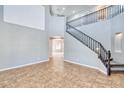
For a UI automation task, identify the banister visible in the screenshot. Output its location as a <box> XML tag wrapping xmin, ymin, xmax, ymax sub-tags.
<box><xmin>67</xmin><ymin>5</ymin><xmax>124</xmax><ymax>27</ymax></box>
<box><xmin>67</xmin><ymin>5</ymin><xmax>111</xmax><ymax>22</ymax></box>
<box><xmin>66</xmin><ymin>23</ymin><xmax>112</xmax><ymax>75</ymax></box>
<box><xmin>65</xmin><ymin>5</ymin><xmax>124</xmax><ymax>76</ymax></box>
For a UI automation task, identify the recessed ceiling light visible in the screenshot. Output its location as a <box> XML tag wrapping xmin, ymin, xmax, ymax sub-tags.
<box><xmin>62</xmin><ymin>7</ymin><xmax>65</xmax><ymax>10</ymax></box>
<box><xmin>72</xmin><ymin>10</ymin><xmax>75</xmax><ymax>14</ymax></box>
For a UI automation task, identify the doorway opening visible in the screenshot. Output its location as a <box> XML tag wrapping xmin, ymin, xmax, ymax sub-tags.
<box><xmin>49</xmin><ymin>36</ymin><xmax>64</xmax><ymax>58</ymax></box>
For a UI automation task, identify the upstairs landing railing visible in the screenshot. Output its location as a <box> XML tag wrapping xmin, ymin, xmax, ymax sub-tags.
<box><xmin>67</xmin><ymin>5</ymin><xmax>124</xmax><ymax>27</ymax></box>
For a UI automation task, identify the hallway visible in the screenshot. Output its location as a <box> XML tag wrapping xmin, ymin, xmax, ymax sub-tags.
<box><xmin>0</xmin><ymin>53</ymin><xmax>124</xmax><ymax>88</ymax></box>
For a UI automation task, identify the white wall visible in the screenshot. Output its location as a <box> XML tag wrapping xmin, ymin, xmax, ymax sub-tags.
<box><xmin>111</xmin><ymin>13</ymin><xmax>124</xmax><ymax>63</ymax></box>
<box><xmin>4</xmin><ymin>5</ymin><xmax>45</xmax><ymax>30</ymax></box>
<box><xmin>48</xmin><ymin>16</ymin><xmax>65</xmax><ymax>37</ymax></box>
<box><xmin>0</xmin><ymin>6</ymin><xmax>49</xmax><ymax>70</ymax></box>
<box><xmin>64</xmin><ymin>32</ymin><xmax>107</xmax><ymax>74</ymax></box>
<box><xmin>77</xmin><ymin>20</ymin><xmax>111</xmax><ymax>50</ymax></box>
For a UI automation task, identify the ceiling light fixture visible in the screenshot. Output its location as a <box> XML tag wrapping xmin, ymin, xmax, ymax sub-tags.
<box><xmin>62</xmin><ymin>7</ymin><xmax>65</xmax><ymax>10</ymax></box>
<box><xmin>72</xmin><ymin>10</ymin><xmax>75</xmax><ymax>14</ymax></box>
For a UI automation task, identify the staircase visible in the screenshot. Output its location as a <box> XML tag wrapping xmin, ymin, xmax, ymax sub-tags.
<box><xmin>66</xmin><ymin>5</ymin><xmax>124</xmax><ymax>75</ymax></box>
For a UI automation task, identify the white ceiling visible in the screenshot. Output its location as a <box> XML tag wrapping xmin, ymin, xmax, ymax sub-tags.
<box><xmin>51</xmin><ymin>5</ymin><xmax>97</xmax><ymax>16</ymax></box>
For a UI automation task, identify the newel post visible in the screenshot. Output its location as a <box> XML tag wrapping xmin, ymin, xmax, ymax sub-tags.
<box><xmin>107</xmin><ymin>50</ymin><xmax>111</xmax><ymax>76</ymax></box>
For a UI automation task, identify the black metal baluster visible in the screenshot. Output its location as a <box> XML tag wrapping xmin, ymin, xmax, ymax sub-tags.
<box><xmin>107</xmin><ymin>6</ymin><xmax>110</xmax><ymax>19</ymax></box>
<box><xmin>102</xmin><ymin>9</ymin><xmax>104</xmax><ymax>20</ymax></box>
<box><xmin>87</xmin><ymin>36</ymin><xmax>89</xmax><ymax>47</ymax></box>
<box><xmin>118</xmin><ymin>5</ymin><xmax>121</xmax><ymax>14</ymax></box>
<box><xmin>101</xmin><ymin>9</ymin><xmax>103</xmax><ymax>20</ymax></box>
<box><xmin>89</xmin><ymin>37</ymin><xmax>91</xmax><ymax>48</ymax></box>
<box><xmin>99</xmin><ymin>10</ymin><xmax>101</xmax><ymax>20</ymax></box>
<box><xmin>94</xmin><ymin>12</ymin><xmax>96</xmax><ymax>23</ymax></box>
<box><xmin>88</xmin><ymin>37</ymin><xmax>90</xmax><ymax>48</ymax></box>
<box><xmin>90</xmin><ymin>38</ymin><xmax>92</xmax><ymax>50</ymax></box>
<box><xmin>122</xmin><ymin>5</ymin><xmax>124</xmax><ymax>12</ymax></box>
<box><xmin>109</xmin><ymin>6</ymin><xmax>112</xmax><ymax>19</ymax></box>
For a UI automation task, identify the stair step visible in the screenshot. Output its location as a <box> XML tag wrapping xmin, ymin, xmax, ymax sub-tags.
<box><xmin>111</xmin><ymin>67</ymin><xmax>124</xmax><ymax>70</ymax></box>
<box><xmin>111</xmin><ymin>70</ymin><xmax>124</xmax><ymax>74</ymax></box>
<box><xmin>110</xmin><ymin>63</ymin><xmax>124</xmax><ymax>73</ymax></box>
<box><xmin>111</xmin><ymin>65</ymin><xmax>124</xmax><ymax>74</ymax></box>
<box><xmin>111</xmin><ymin>64</ymin><xmax>124</xmax><ymax>67</ymax></box>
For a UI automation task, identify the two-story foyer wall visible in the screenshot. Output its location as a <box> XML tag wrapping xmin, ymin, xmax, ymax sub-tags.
<box><xmin>0</xmin><ymin>6</ymin><xmax>49</xmax><ymax>70</ymax></box>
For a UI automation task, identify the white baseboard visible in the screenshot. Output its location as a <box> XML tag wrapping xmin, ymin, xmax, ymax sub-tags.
<box><xmin>0</xmin><ymin>58</ymin><xmax>107</xmax><ymax>75</ymax></box>
<box><xmin>64</xmin><ymin>60</ymin><xmax>107</xmax><ymax>75</ymax></box>
<box><xmin>0</xmin><ymin>59</ymin><xmax>49</xmax><ymax>72</ymax></box>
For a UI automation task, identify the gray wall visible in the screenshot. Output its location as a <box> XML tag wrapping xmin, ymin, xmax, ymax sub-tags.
<box><xmin>0</xmin><ymin>6</ymin><xmax>49</xmax><ymax>70</ymax></box>
<box><xmin>111</xmin><ymin>13</ymin><xmax>124</xmax><ymax>63</ymax></box>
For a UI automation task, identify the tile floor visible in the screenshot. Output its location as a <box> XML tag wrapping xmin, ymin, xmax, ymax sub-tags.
<box><xmin>0</xmin><ymin>53</ymin><xmax>124</xmax><ymax>88</ymax></box>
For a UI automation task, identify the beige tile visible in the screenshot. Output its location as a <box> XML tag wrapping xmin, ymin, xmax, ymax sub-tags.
<box><xmin>0</xmin><ymin>53</ymin><xmax>124</xmax><ymax>88</ymax></box>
